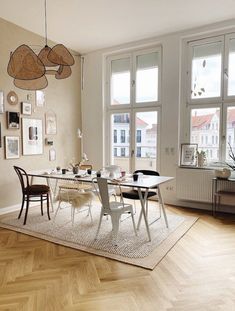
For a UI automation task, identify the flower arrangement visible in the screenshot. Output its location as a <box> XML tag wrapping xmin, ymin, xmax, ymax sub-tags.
<box><xmin>69</xmin><ymin>153</ymin><xmax>89</xmax><ymax>174</ymax></box>
<box><xmin>197</xmin><ymin>150</ymin><xmax>207</xmax><ymax>167</ymax></box>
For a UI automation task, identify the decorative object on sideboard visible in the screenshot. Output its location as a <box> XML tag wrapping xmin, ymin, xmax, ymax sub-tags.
<box><xmin>22</xmin><ymin>118</ymin><xmax>43</xmax><ymax>155</ymax></box>
<box><xmin>7</xmin><ymin>111</ymin><xmax>20</xmax><ymax>129</ymax></box>
<box><xmin>197</xmin><ymin>150</ymin><xmax>207</xmax><ymax>167</ymax></box>
<box><xmin>214</xmin><ymin>168</ymin><xmax>231</xmax><ymax>179</ymax></box>
<box><xmin>180</xmin><ymin>143</ymin><xmax>198</xmax><ymax>167</ymax></box>
<box><xmin>7</xmin><ymin>0</ymin><xmax>75</xmax><ymax>91</ymax></box>
<box><xmin>5</xmin><ymin>136</ymin><xmax>20</xmax><ymax>159</ymax></box>
<box><xmin>21</xmin><ymin>102</ymin><xmax>32</xmax><ymax>115</ymax></box>
<box><xmin>0</xmin><ymin>91</ymin><xmax>4</xmax><ymax>113</ymax></box>
<box><xmin>45</xmin><ymin>110</ymin><xmax>57</xmax><ymax>135</ymax></box>
<box><xmin>7</xmin><ymin>91</ymin><xmax>18</xmax><ymax>105</ymax></box>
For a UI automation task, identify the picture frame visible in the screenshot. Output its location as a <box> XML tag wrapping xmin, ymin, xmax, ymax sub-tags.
<box><xmin>180</xmin><ymin>143</ymin><xmax>198</xmax><ymax>167</ymax></box>
<box><xmin>21</xmin><ymin>102</ymin><xmax>32</xmax><ymax>115</ymax></box>
<box><xmin>35</xmin><ymin>90</ymin><xmax>45</xmax><ymax>107</ymax></box>
<box><xmin>7</xmin><ymin>111</ymin><xmax>20</xmax><ymax>129</ymax></box>
<box><xmin>22</xmin><ymin>118</ymin><xmax>43</xmax><ymax>155</ymax></box>
<box><xmin>0</xmin><ymin>91</ymin><xmax>4</xmax><ymax>113</ymax></box>
<box><xmin>49</xmin><ymin>148</ymin><xmax>56</xmax><ymax>161</ymax></box>
<box><xmin>45</xmin><ymin>110</ymin><xmax>57</xmax><ymax>135</ymax></box>
<box><xmin>5</xmin><ymin>136</ymin><xmax>20</xmax><ymax>159</ymax></box>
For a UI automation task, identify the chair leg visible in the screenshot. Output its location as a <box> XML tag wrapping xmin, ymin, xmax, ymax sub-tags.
<box><xmin>111</xmin><ymin>213</ymin><xmax>120</xmax><ymax>245</ymax></box>
<box><xmin>47</xmin><ymin>193</ymin><xmax>51</xmax><ymax>220</ymax></box>
<box><xmin>18</xmin><ymin>196</ymin><xmax>25</xmax><ymax>219</ymax></box>
<box><xmin>131</xmin><ymin>211</ymin><xmax>137</xmax><ymax>236</ymax></box>
<box><xmin>95</xmin><ymin>210</ymin><xmax>103</xmax><ymax>240</ymax></box>
<box><xmin>41</xmin><ymin>195</ymin><xmax>43</xmax><ymax>215</ymax></box>
<box><xmin>23</xmin><ymin>197</ymin><xmax>30</xmax><ymax>225</ymax></box>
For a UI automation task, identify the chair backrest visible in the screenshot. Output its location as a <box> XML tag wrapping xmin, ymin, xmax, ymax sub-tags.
<box><xmin>96</xmin><ymin>177</ymin><xmax>111</xmax><ymax>212</ymax></box>
<box><xmin>14</xmin><ymin>166</ymin><xmax>29</xmax><ymax>193</ymax></box>
<box><xmin>134</xmin><ymin>169</ymin><xmax>160</xmax><ymax>176</ymax></box>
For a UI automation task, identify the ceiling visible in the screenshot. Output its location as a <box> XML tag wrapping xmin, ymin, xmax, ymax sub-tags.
<box><xmin>0</xmin><ymin>0</ymin><xmax>235</xmax><ymax>54</ymax></box>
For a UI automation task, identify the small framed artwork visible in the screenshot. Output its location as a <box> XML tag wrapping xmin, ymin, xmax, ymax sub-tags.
<box><xmin>7</xmin><ymin>111</ymin><xmax>20</xmax><ymax>129</ymax></box>
<box><xmin>21</xmin><ymin>102</ymin><xmax>32</xmax><ymax>115</ymax></box>
<box><xmin>49</xmin><ymin>148</ymin><xmax>56</xmax><ymax>161</ymax></box>
<box><xmin>22</xmin><ymin>118</ymin><xmax>43</xmax><ymax>155</ymax></box>
<box><xmin>0</xmin><ymin>91</ymin><xmax>4</xmax><ymax>113</ymax></box>
<box><xmin>180</xmin><ymin>143</ymin><xmax>198</xmax><ymax>167</ymax></box>
<box><xmin>5</xmin><ymin>136</ymin><xmax>20</xmax><ymax>159</ymax></box>
<box><xmin>36</xmin><ymin>90</ymin><xmax>45</xmax><ymax>107</ymax></box>
<box><xmin>45</xmin><ymin>110</ymin><xmax>57</xmax><ymax>135</ymax></box>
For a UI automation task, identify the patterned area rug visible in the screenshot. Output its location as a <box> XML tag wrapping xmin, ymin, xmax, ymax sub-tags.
<box><xmin>0</xmin><ymin>203</ymin><xmax>197</xmax><ymax>270</ymax></box>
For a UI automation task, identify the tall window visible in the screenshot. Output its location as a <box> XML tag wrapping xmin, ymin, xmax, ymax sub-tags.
<box><xmin>187</xmin><ymin>34</ymin><xmax>235</xmax><ymax>165</ymax></box>
<box><xmin>107</xmin><ymin>47</ymin><xmax>161</xmax><ymax>172</ymax></box>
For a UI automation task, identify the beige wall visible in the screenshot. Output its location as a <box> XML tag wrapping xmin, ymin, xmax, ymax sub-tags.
<box><xmin>0</xmin><ymin>18</ymin><xmax>81</xmax><ymax>209</ymax></box>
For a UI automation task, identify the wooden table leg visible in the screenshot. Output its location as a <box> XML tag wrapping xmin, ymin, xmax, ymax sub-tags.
<box><xmin>46</xmin><ymin>177</ymin><xmax>54</xmax><ymax>212</ymax></box>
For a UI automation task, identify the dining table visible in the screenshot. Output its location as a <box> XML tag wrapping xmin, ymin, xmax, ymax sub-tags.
<box><xmin>28</xmin><ymin>169</ymin><xmax>174</xmax><ymax>241</ymax></box>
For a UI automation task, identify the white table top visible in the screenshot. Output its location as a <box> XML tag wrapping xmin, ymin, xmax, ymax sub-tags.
<box><xmin>28</xmin><ymin>170</ymin><xmax>174</xmax><ymax>189</ymax></box>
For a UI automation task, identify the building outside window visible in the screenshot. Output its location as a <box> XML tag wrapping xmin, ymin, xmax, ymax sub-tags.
<box><xmin>120</xmin><ymin>130</ymin><xmax>126</xmax><ymax>143</ymax></box>
<box><xmin>113</xmin><ymin>129</ymin><xmax>117</xmax><ymax>143</ymax></box>
<box><xmin>121</xmin><ymin>147</ymin><xmax>126</xmax><ymax>157</ymax></box>
<box><xmin>137</xmin><ymin>147</ymin><xmax>141</xmax><ymax>157</ymax></box>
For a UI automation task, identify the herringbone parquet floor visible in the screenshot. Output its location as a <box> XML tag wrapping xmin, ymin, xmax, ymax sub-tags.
<box><xmin>0</xmin><ymin>205</ymin><xmax>235</xmax><ymax>311</ymax></box>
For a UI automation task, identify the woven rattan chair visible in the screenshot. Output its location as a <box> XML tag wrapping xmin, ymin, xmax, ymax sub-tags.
<box><xmin>14</xmin><ymin>166</ymin><xmax>51</xmax><ymax>225</ymax></box>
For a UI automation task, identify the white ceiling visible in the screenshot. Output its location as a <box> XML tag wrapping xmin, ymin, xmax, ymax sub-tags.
<box><xmin>0</xmin><ymin>0</ymin><xmax>235</xmax><ymax>54</ymax></box>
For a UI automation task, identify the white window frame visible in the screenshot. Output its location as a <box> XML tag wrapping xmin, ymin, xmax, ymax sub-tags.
<box><xmin>105</xmin><ymin>46</ymin><xmax>162</xmax><ymax>170</ymax></box>
<box><xmin>183</xmin><ymin>31</ymin><xmax>235</xmax><ymax>167</ymax></box>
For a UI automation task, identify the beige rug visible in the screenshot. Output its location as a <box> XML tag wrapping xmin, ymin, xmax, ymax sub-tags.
<box><xmin>0</xmin><ymin>203</ymin><xmax>197</xmax><ymax>270</ymax></box>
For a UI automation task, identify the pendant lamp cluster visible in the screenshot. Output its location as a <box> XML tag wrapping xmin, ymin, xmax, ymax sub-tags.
<box><xmin>7</xmin><ymin>0</ymin><xmax>75</xmax><ymax>90</ymax></box>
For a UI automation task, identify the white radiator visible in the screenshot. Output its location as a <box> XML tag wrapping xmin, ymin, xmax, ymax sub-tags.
<box><xmin>176</xmin><ymin>168</ymin><xmax>214</xmax><ymax>203</ymax></box>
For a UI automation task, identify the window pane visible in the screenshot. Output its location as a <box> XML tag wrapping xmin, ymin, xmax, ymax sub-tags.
<box><xmin>190</xmin><ymin>108</ymin><xmax>220</xmax><ymax>163</ymax></box>
<box><xmin>111</xmin><ymin>58</ymin><xmax>130</xmax><ymax>105</ymax></box>
<box><xmin>191</xmin><ymin>42</ymin><xmax>222</xmax><ymax>99</ymax></box>
<box><xmin>135</xmin><ymin>111</ymin><xmax>157</xmax><ymax>170</ymax></box>
<box><xmin>111</xmin><ymin>113</ymin><xmax>130</xmax><ymax>172</ymax></box>
<box><xmin>226</xmin><ymin>107</ymin><xmax>235</xmax><ymax>161</ymax></box>
<box><xmin>136</xmin><ymin>52</ymin><xmax>158</xmax><ymax>103</ymax></box>
<box><xmin>228</xmin><ymin>39</ymin><xmax>235</xmax><ymax>96</ymax></box>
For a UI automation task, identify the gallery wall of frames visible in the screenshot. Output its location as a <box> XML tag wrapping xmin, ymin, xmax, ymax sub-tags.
<box><xmin>0</xmin><ymin>90</ymin><xmax>57</xmax><ymax>161</ymax></box>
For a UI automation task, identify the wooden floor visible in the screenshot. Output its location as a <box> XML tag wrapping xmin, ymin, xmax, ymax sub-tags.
<box><xmin>0</xmin><ymin>205</ymin><xmax>235</xmax><ymax>311</ymax></box>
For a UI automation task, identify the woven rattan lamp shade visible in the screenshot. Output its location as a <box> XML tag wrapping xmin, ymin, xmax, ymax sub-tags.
<box><xmin>8</xmin><ymin>45</ymin><xmax>45</xmax><ymax>80</ymax></box>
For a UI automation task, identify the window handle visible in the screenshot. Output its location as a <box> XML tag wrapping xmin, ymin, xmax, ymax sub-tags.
<box><xmin>132</xmin><ymin>80</ymin><xmax>135</xmax><ymax>87</ymax></box>
<box><xmin>224</xmin><ymin>68</ymin><xmax>228</xmax><ymax>78</ymax></box>
<box><xmin>131</xmin><ymin>149</ymin><xmax>135</xmax><ymax>157</ymax></box>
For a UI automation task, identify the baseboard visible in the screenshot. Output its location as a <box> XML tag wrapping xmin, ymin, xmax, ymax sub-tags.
<box><xmin>0</xmin><ymin>202</ymin><xmax>39</xmax><ymax>216</ymax></box>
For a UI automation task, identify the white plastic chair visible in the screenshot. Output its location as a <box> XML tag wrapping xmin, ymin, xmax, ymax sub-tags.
<box><xmin>94</xmin><ymin>177</ymin><xmax>137</xmax><ymax>244</ymax></box>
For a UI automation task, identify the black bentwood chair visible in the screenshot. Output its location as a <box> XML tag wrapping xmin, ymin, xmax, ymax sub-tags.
<box><xmin>14</xmin><ymin>166</ymin><xmax>51</xmax><ymax>225</ymax></box>
<box><xmin>122</xmin><ymin>170</ymin><xmax>168</xmax><ymax>228</ymax></box>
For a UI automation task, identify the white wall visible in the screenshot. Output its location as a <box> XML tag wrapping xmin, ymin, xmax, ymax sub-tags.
<box><xmin>81</xmin><ymin>19</ymin><xmax>235</xmax><ymax>209</ymax></box>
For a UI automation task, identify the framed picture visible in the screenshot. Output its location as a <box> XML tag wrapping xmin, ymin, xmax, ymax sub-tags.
<box><xmin>36</xmin><ymin>90</ymin><xmax>45</xmax><ymax>107</ymax></box>
<box><xmin>180</xmin><ymin>143</ymin><xmax>198</xmax><ymax>167</ymax></box>
<box><xmin>22</xmin><ymin>118</ymin><xmax>43</xmax><ymax>155</ymax></box>
<box><xmin>49</xmin><ymin>148</ymin><xmax>56</xmax><ymax>161</ymax></box>
<box><xmin>7</xmin><ymin>111</ymin><xmax>20</xmax><ymax>129</ymax></box>
<box><xmin>45</xmin><ymin>110</ymin><xmax>57</xmax><ymax>135</ymax></box>
<box><xmin>5</xmin><ymin>136</ymin><xmax>20</xmax><ymax>159</ymax></box>
<box><xmin>0</xmin><ymin>91</ymin><xmax>4</xmax><ymax>113</ymax></box>
<box><xmin>21</xmin><ymin>102</ymin><xmax>32</xmax><ymax>115</ymax></box>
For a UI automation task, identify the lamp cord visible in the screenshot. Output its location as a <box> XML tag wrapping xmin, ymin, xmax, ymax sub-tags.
<box><xmin>44</xmin><ymin>0</ymin><xmax>48</xmax><ymax>46</ymax></box>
